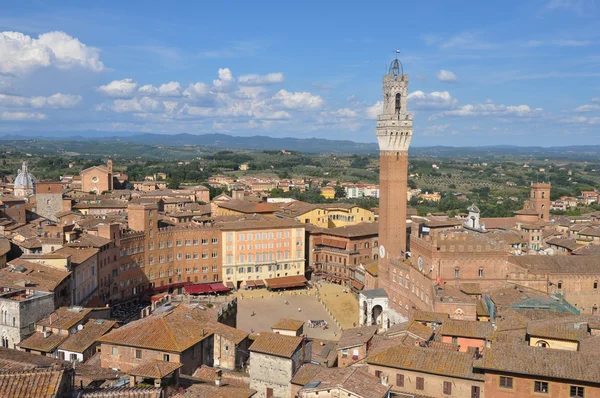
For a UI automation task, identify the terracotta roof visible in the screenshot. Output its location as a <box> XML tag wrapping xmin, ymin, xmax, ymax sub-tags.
<box><xmin>130</xmin><ymin>360</ymin><xmax>182</xmax><ymax>378</ymax></box>
<box><xmin>291</xmin><ymin>363</ymin><xmax>323</xmax><ymax>386</ymax></box>
<box><xmin>272</xmin><ymin>318</ymin><xmax>304</xmax><ymax>331</ymax></box>
<box><xmin>384</xmin><ymin>321</ymin><xmax>434</xmax><ymax>341</ymax></box>
<box><xmin>249</xmin><ymin>333</ymin><xmax>303</xmax><ymax>358</ymax></box>
<box><xmin>527</xmin><ymin>319</ymin><xmax>590</xmax><ymax>342</ymax></box>
<box><xmin>17</xmin><ymin>332</ymin><xmax>69</xmax><ymax>353</ymax></box>
<box><xmin>298</xmin><ymin>367</ymin><xmax>390</xmax><ymax>398</ymax></box>
<box><xmin>337</xmin><ymin>325</ymin><xmax>378</xmax><ymax>350</ymax></box>
<box><xmin>439</xmin><ymin>319</ymin><xmax>494</xmax><ymax>339</ymax></box>
<box><xmin>67</xmin><ymin>234</ymin><xmax>112</xmax><ymax>248</ymax></box>
<box><xmin>216</xmin><ymin>216</ymin><xmax>304</xmax><ymax>231</ymax></box>
<box><xmin>459</xmin><ymin>282</ymin><xmax>482</xmax><ymax>295</ymax></box>
<box><xmin>174</xmin><ymin>383</ymin><xmax>256</xmax><ymax>398</ymax></box>
<box><xmin>58</xmin><ymin>319</ymin><xmax>117</xmax><ymax>353</ymax></box>
<box><xmin>314</xmin><ymin>222</ymin><xmax>378</xmax><ymax>238</ymax></box>
<box><xmin>216</xmin><ymin>199</ymin><xmax>279</xmax><ymax>214</ymax></box>
<box><xmin>97</xmin><ymin>305</ymin><xmax>216</xmax><ymax>352</ymax></box>
<box><xmin>192</xmin><ymin>365</ymin><xmax>249</xmax><ymax>388</ymax></box>
<box><xmin>0</xmin><ymin>259</ymin><xmax>70</xmax><ymax>292</ymax></box>
<box><xmin>546</xmin><ymin>237</ymin><xmax>583</xmax><ymax>251</ymax></box>
<box><xmin>310</xmin><ymin>339</ymin><xmax>338</xmax><ymax>367</ymax></box>
<box><xmin>367</xmin><ymin>345</ymin><xmax>484</xmax><ymax>381</ymax></box>
<box><xmin>579</xmin><ymin>227</ymin><xmax>600</xmax><ymax>237</ymax></box>
<box><xmin>578</xmin><ymin>335</ymin><xmax>600</xmax><ymax>355</ymax></box>
<box><xmin>362</xmin><ymin>260</ymin><xmax>378</xmax><ymax>276</ymax></box>
<box><xmin>508</xmin><ymin>255</ymin><xmax>600</xmax><ymax>274</ymax></box>
<box><xmin>411</xmin><ymin>310</ymin><xmax>449</xmax><ymax>323</ymax></box>
<box><xmin>515</xmin><ymin>208</ymin><xmax>540</xmax><ymax>215</ymax></box>
<box><xmin>475</xmin><ymin>343</ymin><xmax>600</xmax><ymax>383</ymax></box>
<box><xmin>574</xmin><ymin>244</ymin><xmax>600</xmax><ymax>255</ymax></box>
<box><xmin>37</xmin><ymin>307</ymin><xmax>96</xmax><ymax>330</ymax></box>
<box><xmin>0</xmin><ymin>347</ymin><xmax>66</xmax><ymax>371</ymax></box>
<box><xmin>480</xmin><ymin>217</ymin><xmax>518</xmax><ymax>230</ymax></box>
<box><xmin>0</xmin><ymin>368</ymin><xmax>68</xmax><ymax>398</ymax></box>
<box><xmin>53</xmin><ymin>246</ymin><xmax>98</xmax><ymax>264</ymax></box>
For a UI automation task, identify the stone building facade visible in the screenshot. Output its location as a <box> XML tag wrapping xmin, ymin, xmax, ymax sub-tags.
<box><xmin>35</xmin><ymin>181</ymin><xmax>64</xmax><ymax>222</ymax></box>
<box><xmin>0</xmin><ymin>290</ymin><xmax>54</xmax><ymax>349</ymax></box>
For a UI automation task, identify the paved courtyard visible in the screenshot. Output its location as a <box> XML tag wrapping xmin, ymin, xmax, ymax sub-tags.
<box><xmin>237</xmin><ymin>292</ymin><xmax>341</xmax><ymax>340</ymax></box>
<box><xmin>316</xmin><ymin>282</ymin><xmax>359</xmax><ymax>329</ymax></box>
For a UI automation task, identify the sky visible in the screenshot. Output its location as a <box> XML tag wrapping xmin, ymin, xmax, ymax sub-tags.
<box><xmin>0</xmin><ymin>0</ymin><xmax>599</xmax><ymax>146</ymax></box>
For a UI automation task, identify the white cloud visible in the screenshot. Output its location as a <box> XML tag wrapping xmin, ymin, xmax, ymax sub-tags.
<box><xmin>0</xmin><ymin>93</ymin><xmax>82</xmax><ymax>108</ymax></box>
<box><xmin>273</xmin><ymin>89</ymin><xmax>323</xmax><ymax>110</ymax></box>
<box><xmin>330</xmin><ymin>108</ymin><xmax>358</xmax><ymax>118</ymax></box>
<box><xmin>239</xmin><ymin>72</ymin><xmax>285</xmax><ymax>86</ymax></box>
<box><xmin>138</xmin><ymin>84</ymin><xmax>158</xmax><ymax>96</ymax></box>
<box><xmin>0</xmin><ymin>31</ymin><xmax>104</xmax><ymax>75</ymax></box>
<box><xmin>427</xmin><ymin>31</ymin><xmax>495</xmax><ymax>50</ymax></box>
<box><xmin>183</xmin><ymin>82</ymin><xmax>210</xmax><ymax>98</ymax></box>
<box><xmin>366</xmin><ymin>101</ymin><xmax>383</xmax><ymax>119</ymax></box>
<box><xmin>437</xmin><ymin>69</ymin><xmax>458</xmax><ymax>83</ymax></box>
<box><xmin>97</xmin><ymin>79</ymin><xmax>138</xmax><ymax>98</ymax></box>
<box><xmin>137</xmin><ymin>81</ymin><xmax>182</xmax><ymax>97</ymax></box>
<box><xmin>111</xmin><ymin>97</ymin><xmax>166</xmax><ymax>113</ymax></box>
<box><xmin>574</xmin><ymin>104</ymin><xmax>600</xmax><ymax>112</ymax></box>
<box><xmin>525</xmin><ymin>39</ymin><xmax>592</xmax><ymax>47</ymax></box>
<box><xmin>408</xmin><ymin>91</ymin><xmax>457</xmax><ymax>109</ymax></box>
<box><xmin>213</xmin><ymin>68</ymin><xmax>235</xmax><ymax>91</ymax></box>
<box><xmin>0</xmin><ymin>111</ymin><xmax>46</xmax><ymax>120</ymax></box>
<box><xmin>432</xmin><ymin>102</ymin><xmax>543</xmax><ymax>119</ymax></box>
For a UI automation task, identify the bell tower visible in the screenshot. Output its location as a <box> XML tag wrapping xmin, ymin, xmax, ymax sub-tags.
<box><xmin>376</xmin><ymin>55</ymin><xmax>413</xmax><ymax>313</ymax></box>
<box><xmin>376</xmin><ymin>56</ymin><xmax>413</xmax><ymax>261</ymax></box>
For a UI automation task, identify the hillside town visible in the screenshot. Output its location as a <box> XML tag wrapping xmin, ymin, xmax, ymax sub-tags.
<box><xmin>0</xmin><ymin>61</ymin><xmax>599</xmax><ymax>398</ymax></box>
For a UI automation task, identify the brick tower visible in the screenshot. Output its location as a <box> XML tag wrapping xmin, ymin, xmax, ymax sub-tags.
<box><xmin>376</xmin><ymin>56</ymin><xmax>413</xmax><ymax>293</ymax></box>
<box><xmin>530</xmin><ymin>182</ymin><xmax>551</xmax><ymax>221</ymax></box>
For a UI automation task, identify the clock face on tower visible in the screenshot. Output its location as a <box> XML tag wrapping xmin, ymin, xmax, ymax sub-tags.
<box><xmin>418</xmin><ymin>256</ymin><xmax>424</xmax><ymax>272</ymax></box>
<box><xmin>379</xmin><ymin>245</ymin><xmax>386</xmax><ymax>259</ymax></box>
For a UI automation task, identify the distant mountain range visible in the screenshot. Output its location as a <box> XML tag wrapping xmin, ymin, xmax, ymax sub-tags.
<box><xmin>2</xmin><ymin>131</ymin><xmax>600</xmax><ymax>157</ymax></box>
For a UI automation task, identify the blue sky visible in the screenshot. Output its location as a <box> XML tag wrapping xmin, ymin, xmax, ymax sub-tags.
<box><xmin>0</xmin><ymin>0</ymin><xmax>599</xmax><ymax>146</ymax></box>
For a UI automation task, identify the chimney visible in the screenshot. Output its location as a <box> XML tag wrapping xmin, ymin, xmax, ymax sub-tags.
<box><xmin>215</xmin><ymin>369</ymin><xmax>222</xmax><ymax>387</ymax></box>
<box><xmin>42</xmin><ymin>330</ymin><xmax>51</xmax><ymax>339</ymax></box>
<box><xmin>49</xmin><ymin>313</ymin><xmax>55</xmax><ymax>325</ymax></box>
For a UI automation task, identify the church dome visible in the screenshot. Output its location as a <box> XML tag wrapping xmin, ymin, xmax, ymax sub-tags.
<box><xmin>14</xmin><ymin>161</ymin><xmax>36</xmax><ymax>188</ymax></box>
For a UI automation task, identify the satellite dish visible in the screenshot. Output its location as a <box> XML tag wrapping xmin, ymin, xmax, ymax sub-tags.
<box><xmin>77</xmin><ymin>324</ymin><xmax>84</xmax><ymax>331</ymax></box>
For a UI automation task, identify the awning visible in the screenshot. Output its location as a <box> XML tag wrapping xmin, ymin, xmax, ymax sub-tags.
<box><xmin>246</xmin><ymin>280</ymin><xmax>256</xmax><ymax>288</ymax></box>
<box><xmin>149</xmin><ymin>281</ymin><xmax>191</xmax><ymax>293</ymax></box>
<box><xmin>255</xmin><ymin>279</ymin><xmax>266</xmax><ymax>287</ymax></box>
<box><xmin>185</xmin><ymin>284</ymin><xmax>212</xmax><ymax>295</ymax></box>
<box><xmin>150</xmin><ymin>293</ymin><xmax>167</xmax><ymax>302</ymax></box>
<box><xmin>265</xmin><ymin>275</ymin><xmax>308</xmax><ymax>289</ymax></box>
<box><xmin>351</xmin><ymin>280</ymin><xmax>364</xmax><ymax>290</ymax></box>
<box><xmin>209</xmin><ymin>283</ymin><xmax>230</xmax><ymax>293</ymax></box>
<box><xmin>226</xmin><ymin>281</ymin><xmax>235</xmax><ymax>289</ymax></box>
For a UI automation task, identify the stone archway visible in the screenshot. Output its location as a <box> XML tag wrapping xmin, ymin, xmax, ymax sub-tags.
<box><xmin>372</xmin><ymin>305</ymin><xmax>383</xmax><ymax>326</ymax></box>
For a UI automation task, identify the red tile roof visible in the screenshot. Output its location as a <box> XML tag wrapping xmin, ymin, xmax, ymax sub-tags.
<box><xmin>249</xmin><ymin>333</ymin><xmax>303</xmax><ymax>358</ymax></box>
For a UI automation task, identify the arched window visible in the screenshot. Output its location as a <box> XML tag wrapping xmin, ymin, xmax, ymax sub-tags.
<box><xmin>454</xmin><ymin>267</ymin><xmax>460</xmax><ymax>278</ymax></box>
<box><xmin>557</xmin><ymin>280</ymin><xmax>563</xmax><ymax>289</ymax></box>
<box><xmin>537</xmin><ymin>340</ymin><xmax>549</xmax><ymax>348</ymax></box>
<box><xmin>542</xmin><ymin>192</ymin><xmax>545</xmax><ymax>199</ymax></box>
<box><xmin>395</xmin><ymin>93</ymin><xmax>401</xmax><ymax>113</ymax></box>
<box><xmin>594</xmin><ymin>280</ymin><xmax>598</xmax><ymax>290</ymax></box>
<box><xmin>478</xmin><ymin>268</ymin><xmax>484</xmax><ymax>278</ymax></box>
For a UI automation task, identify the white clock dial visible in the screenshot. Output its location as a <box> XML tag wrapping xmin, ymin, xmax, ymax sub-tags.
<box><xmin>379</xmin><ymin>245</ymin><xmax>386</xmax><ymax>259</ymax></box>
<box><xmin>418</xmin><ymin>256</ymin><xmax>423</xmax><ymax>272</ymax></box>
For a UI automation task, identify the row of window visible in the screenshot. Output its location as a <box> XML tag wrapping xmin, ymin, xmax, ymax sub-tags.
<box><xmin>237</xmin><ymin>231</ymin><xmax>294</xmax><ymax>241</ymax></box>
<box><xmin>237</xmin><ymin>242</ymin><xmax>293</xmax><ymax>250</ymax></box>
<box><xmin>556</xmin><ymin>280</ymin><xmax>598</xmax><ymax>290</ymax></box>
<box><xmin>499</xmin><ymin>376</ymin><xmax>584</xmax><ymax>397</ymax></box>
<box><xmin>145</xmin><ymin>238</ymin><xmax>219</xmax><ymax>251</ymax></box>
<box><xmin>148</xmin><ymin>266</ymin><xmax>218</xmax><ymax>280</ymax></box>
<box><xmin>147</xmin><ymin>251</ymin><xmax>219</xmax><ymax>265</ymax></box>
<box><xmin>225</xmin><ymin>263</ymin><xmax>295</xmax><ymax>275</ymax></box>
<box><xmin>453</xmin><ymin>268</ymin><xmax>485</xmax><ymax>278</ymax></box>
